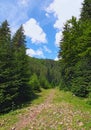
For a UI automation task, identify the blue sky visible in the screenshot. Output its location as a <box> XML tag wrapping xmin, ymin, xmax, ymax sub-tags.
<box><xmin>0</xmin><ymin>0</ymin><xmax>83</xmax><ymax>60</ymax></box>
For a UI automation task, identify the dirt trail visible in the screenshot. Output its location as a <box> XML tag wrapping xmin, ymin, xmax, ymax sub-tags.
<box><xmin>12</xmin><ymin>89</ymin><xmax>55</xmax><ymax>130</ymax></box>
<box><xmin>11</xmin><ymin>89</ymin><xmax>91</xmax><ymax>130</ymax></box>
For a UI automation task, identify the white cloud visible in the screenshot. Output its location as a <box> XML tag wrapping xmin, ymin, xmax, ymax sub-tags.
<box><xmin>18</xmin><ymin>0</ymin><xmax>29</xmax><ymax>7</ymax></box>
<box><xmin>46</xmin><ymin>0</ymin><xmax>83</xmax><ymax>29</ymax></box>
<box><xmin>43</xmin><ymin>46</ymin><xmax>52</xmax><ymax>53</ymax></box>
<box><xmin>26</xmin><ymin>48</ymin><xmax>44</xmax><ymax>58</ymax></box>
<box><xmin>23</xmin><ymin>18</ymin><xmax>47</xmax><ymax>44</ymax></box>
<box><xmin>0</xmin><ymin>1</ymin><xmax>30</xmax><ymax>34</ymax></box>
<box><xmin>55</xmin><ymin>56</ymin><xmax>62</xmax><ymax>61</ymax></box>
<box><xmin>46</xmin><ymin>0</ymin><xmax>83</xmax><ymax>44</ymax></box>
<box><xmin>45</xmin><ymin>13</ymin><xmax>50</xmax><ymax>18</ymax></box>
<box><xmin>54</xmin><ymin>57</ymin><xmax>59</xmax><ymax>61</ymax></box>
<box><xmin>55</xmin><ymin>31</ymin><xmax>63</xmax><ymax>47</ymax></box>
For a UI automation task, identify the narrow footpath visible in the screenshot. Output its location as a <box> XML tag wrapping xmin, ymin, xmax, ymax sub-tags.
<box><xmin>13</xmin><ymin>89</ymin><xmax>55</xmax><ymax>130</ymax></box>
<box><xmin>11</xmin><ymin>88</ymin><xmax>91</xmax><ymax>130</ymax></box>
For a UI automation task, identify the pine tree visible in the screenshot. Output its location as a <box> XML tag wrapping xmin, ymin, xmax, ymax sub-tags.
<box><xmin>29</xmin><ymin>73</ymin><xmax>41</xmax><ymax>92</ymax></box>
<box><xmin>12</xmin><ymin>26</ymin><xmax>30</xmax><ymax>103</ymax></box>
<box><xmin>80</xmin><ymin>0</ymin><xmax>91</xmax><ymax>21</ymax></box>
<box><xmin>0</xmin><ymin>20</ymin><xmax>15</xmax><ymax>112</ymax></box>
<box><xmin>59</xmin><ymin>17</ymin><xmax>81</xmax><ymax>90</ymax></box>
<box><xmin>59</xmin><ymin>2</ymin><xmax>91</xmax><ymax>97</ymax></box>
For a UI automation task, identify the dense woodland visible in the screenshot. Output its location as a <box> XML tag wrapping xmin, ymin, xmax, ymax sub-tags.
<box><xmin>0</xmin><ymin>23</ymin><xmax>31</xmax><ymax>113</ymax></box>
<box><xmin>0</xmin><ymin>21</ymin><xmax>61</xmax><ymax>113</ymax></box>
<box><xmin>0</xmin><ymin>0</ymin><xmax>91</xmax><ymax>113</ymax></box>
<box><xmin>59</xmin><ymin>0</ymin><xmax>91</xmax><ymax>97</ymax></box>
<box><xmin>28</xmin><ymin>57</ymin><xmax>61</xmax><ymax>89</ymax></box>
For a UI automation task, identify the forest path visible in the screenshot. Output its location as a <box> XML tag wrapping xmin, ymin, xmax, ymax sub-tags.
<box><xmin>0</xmin><ymin>88</ymin><xmax>91</xmax><ymax>130</ymax></box>
<box><xmin>11</xmin><ymin>88</ymin><xmax>91</xmax><ymax>130</ymax></box>
<box><xmin>12</xmin><ymin>89</ymin><xmax>56</xmax><ymax>130</ymax></box>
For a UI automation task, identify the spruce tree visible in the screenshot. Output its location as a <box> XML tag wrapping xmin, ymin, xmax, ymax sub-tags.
<box><xmin>12</xmin><ymin>26</ymin><xmax>30</xmax><ymax>103</ymax></box>
<box><xmin>59</xmin><ymin>0</ymin><xmax>91</xmax><ymax>97</ymax></box>
<box><xmin>0</xmin><ymin>20</ymin><xmax>15</xmax><ymax>112</ymax></box>
<box><xmin>80</xmin><ymin>0</ymin><xmax>91</xmax><ymax>21</ymax></box>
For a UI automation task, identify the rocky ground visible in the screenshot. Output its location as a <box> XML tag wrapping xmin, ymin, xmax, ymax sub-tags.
<box><xmin>11</xmin><ymin>89</ymin><xmax>91</xmax><ymax>130</ymax></box>
<box><xmin>0</xmin><ymin>89</ymin><xmax>91</xmax><ymax>130</ymax></box>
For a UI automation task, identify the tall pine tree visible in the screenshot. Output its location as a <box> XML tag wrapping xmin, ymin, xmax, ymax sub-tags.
<box><xmin>12</xmin><ymin>26</ymin><xmax>30</xmax><ymax>103</ymax></box>
<box><xmin>80</xmin><ymin>0</ymin><xmax>91</xmax><ymax>21</ymax></box>
<box><xmin>0</xmin><ymin>20</ymin><xmax>15</xmax><ymax>112</ymax></box>
<box><xmin>59</xmin><ymin>0</ymin><xmax>91</xmax><ymax>97</ymax></box>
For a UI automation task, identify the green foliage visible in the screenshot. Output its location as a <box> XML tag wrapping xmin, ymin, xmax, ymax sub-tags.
<box><xmin>87</xmin><ymin>92</ymin><xmax>91</xmax><ymax>105</ymax></box>
<box><xmin>0</xmin><ymin>21</ymin><xmax>30</xmax><ymax>113</ymax></box>
<box><xmin>0</xmin><ymin>20</ymin><xmax>15</xmax><ymax>113</ymax></box>
<box><xmin>0</xmin><ymin>20</ymin><xmax>61</xmax><ymax>113</ymax></box>
<box><xmin>59</xmin><ymin>0</ymin><xmax>91</xmax><ymax>97</ymax></box>
<box><xmin>12</xmin><ymin>26</ymin><xmax>31</xmax><ymax>103</ymax></box>
<box><xmin>28</xmin><ymin>57</ymin><xmax>61</xmax><ymax>88</ymax></box>
<box><xmin>71</xmin><ymin>77</ymin><xmax>89</xmax><ymax>97</ymax></box>
<box><xmin>80</xmin><ymin>0</ymin><xmax>91</xmax><ymax>21</ymax></box>
<box><xmin>39</xmin><ymin>77</ymin><xmax>51</xmax><ymax>89</ymax></box>
<box><xmin>29</xmin><ymin>74</ymin><xmax>41</xmax><ymax>92</ymax></box>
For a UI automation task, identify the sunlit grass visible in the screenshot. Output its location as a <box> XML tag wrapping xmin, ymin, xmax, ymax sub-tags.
<box><xmin>0</xmin><ymin>88</ymin><xmax>91</xmax><ymax>130</ymax></box>
<box><xmin>31</xmin><ymin>88</ymin><xmax>53</xmax><ymax>105</ymax></box>
<box><xmin>0</xmin><ymin>88</ymin><xmax>53</xmax><ymax>130</ymax></box>
<box><xmin>53</xmin><ymin>88</ymin><xmax>91</xmax><ymax>111</ymax></box>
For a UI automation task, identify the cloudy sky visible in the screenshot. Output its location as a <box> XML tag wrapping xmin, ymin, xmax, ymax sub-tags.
<box><xmin>0</xmin><ymin>0</ymin><xmax>83</xmax><ymax>60</ymax></box>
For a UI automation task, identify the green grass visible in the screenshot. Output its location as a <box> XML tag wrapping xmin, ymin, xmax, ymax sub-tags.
<box><xmin>31</xmin><ymin>88</ymin><xmax>52</xmax><ymax>105</ymax></box>
<box><xmin>53</xmin><ymin>88</ymin><xmax>91</xmax><ymax>111</ymax></box>
<box><xmin>52</xmin><ymin>88</ymin><xmax>91</xmax><ymax>129</ymax></box>
<box><xmin>0</xmin><ymin>110</ymin><xmax>19</xmax><ymax>130</ymax></box>
<box><xmin>0</xmin><ymin>88</ymin><xmax>91</xmax><ymax>130</ymax></box>
<box><xmin>0</xmin><ymin>88</ymin><xmax>52</xmax><ymax>130</ymax></box>
<box><xmin>23</xmin><ymin>88</ymin><xmax>91</xmax><ymax>130</ymax></box>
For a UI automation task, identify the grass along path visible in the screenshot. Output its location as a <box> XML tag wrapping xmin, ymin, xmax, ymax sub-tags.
<box><xmin>14</xmin><ymin>89</ymin><xmax>55</xmax><ymax>130</ymax></box>
<box><xmin>0</xmin><ymin>88</ymin><xmax>91</xmax><ymax>130</ymax></box>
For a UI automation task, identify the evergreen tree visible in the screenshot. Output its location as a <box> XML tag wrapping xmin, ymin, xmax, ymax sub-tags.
<box><xmin>29</xmin><ymin>73</ymin><xmax>41</xmax><ymax>92</ymax></box>
<box><xmin>0</xmin><ymin>22</ymin><xmax>31</xmax><ymax>113</ymax></box>
<box><xmin>59</xmin><ymin>1</ymin><xmax>91</xmax><ymax>97</ymax></box>
<box><xmin>12</xmin><ymin>26</ymin><xmax>30</xmax><ymax>103</ymax></box>
<box><xmin>0</xmin><ymin>20</ymin><xmax>15</xmax><ymax>112</ymax></box>
<box><xmin>80</xmin><ymin>0</ymin><xmax>91</xmax><ymax>21</ymax></box>
<box><xmin>59</xmin><ymin>17</ymin><xmax>81</xmax><ymax>90</ymax></box>
<box><xmin>28</xmin><ymin>57</ymin><xmax>61</xmax><ymax>88</ymax></box>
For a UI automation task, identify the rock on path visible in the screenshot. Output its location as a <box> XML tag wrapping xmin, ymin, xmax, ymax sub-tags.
<box><xmin>12</xmin><ymin>89</ymin><xmax>55</xmax><ymax>130</ymax></box>
<box><xmin>11</xmin><ymin>89</ymin><xmax>91</xmax><ymax>130</ymax></box>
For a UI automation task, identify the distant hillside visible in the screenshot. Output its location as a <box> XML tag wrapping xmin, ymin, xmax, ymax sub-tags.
<box><xmin>28</xmin><ymin>57</ymin><xmax>61</xmax><ymax>87</ymax></box>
